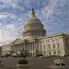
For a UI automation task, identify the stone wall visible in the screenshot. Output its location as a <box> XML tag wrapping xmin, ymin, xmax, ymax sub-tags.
<box><xmin>0</xmin><ymin>47</ymin><xmax>2</xmax><ymax>56</ymax></box>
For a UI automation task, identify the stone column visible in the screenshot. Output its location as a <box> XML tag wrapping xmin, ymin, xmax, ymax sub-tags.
<box><xmin>32</xmin><ymin>42</ymin><xmax>33</xmax><ymax>51</ymax></box>
<box><xmin>27</xmin><ymin>32</ymin><xmax>28</xmax><ymax>36</ymax></box>
<box><xmin>34</xmin><ymin>31</ymin><xmax>35</xmax><ymax>36</ymax></box>
<box><xmin>36</xmin><ymin>31</ymin><xmax>37</xmax><ymax>36</ymax></box>
<box><xmin>30</xmin><ymin>42</ymin><xmax>31</xmax><ymax>51</ymax></box>
<box><xmin>29</xmin><ymin>43</ymin><xmax>30</xmax><ymax>50</ymax></box>
<box><xmin>34</xmin><ymin>40</ymin><xmax>36</xmax><ymax>56</ymax></box>
<box><xmin>25</xmin><ymin>33</ymin><xmax>26</xmax><ymax>37</ymax></box>
<box><xmin>31</xmin><ymin>42</ymin><xmax>33</xmax><ymax>56</ymax></box>
<box><xmin>32</xmin><ymin>31</ymin><xmax>33</xmax><ymax>35</ymax></box>
<box><xmin>30</xmin><ymin>31</ymin><xmax>32</xmax><ymax>35</ymax></box>
<box><xmin>35</xmin><ymin>31</ymin><xmax>36</xmax><ymax>36</ymax></box>
<box><xmin>33</xmin><ymin>42</ymin><xmax>34</xmax><ymax>51</ymax></box>
<box><xmin>60</xmin><ymin>37</ymin><xmax>66</xmax><ymax>56</ymax></box>
<box><xmin>29</xmin><ymin>31</ymin><xmax>30</xmax><ymax>36</ymax></box>
<box><xmin>24</xmin><ymin>42</ymin><xmax>25</xmax><ymax>51</ymax></box>
<box><xmin>42</xmin><ymin>31</ymin><xmax>43</xmax><ymax>36</ymax></box>
<box><xmin>34</xmin><ymin>31</ymin><xmax>36</xmax><ymax>35</ymax></box>
<box><xmin>32</xmin><ymin>31</ymin><xmax>33</xmax><ymax>36</ymax></box>
<box><xmin>22</xmin><ymin>43</ymin><xmax>24</xmax><ymax>51</ymax></box>
<box><xmin>29</xmin><ymin>32</ymin><xmax>31</xmax><ymax>36</ymax></box>
<box><xmin>26</xmin><ymin>32</ymin><xmax>27</xmax><ymax>36</ymax></box>
<box><xmin>24</xmin><ymin>33</ymin><xmax>25</xmax><ymax>37</ymax></box>
<box><xmin>39</xmin><ymin>31</ymin><xmax>40</xmax><ymax>36</ymax></box>
<box><xmin>28</xmin><ymin>32</ymin><xmax>29</xmax><ymax>36</ymax></box>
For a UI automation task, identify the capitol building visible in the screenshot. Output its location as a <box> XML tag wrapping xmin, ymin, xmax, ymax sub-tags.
<box><xmin>1</xmin><ymin>9</ymin><xmax>69</xmax><ymax>57</ymax></box>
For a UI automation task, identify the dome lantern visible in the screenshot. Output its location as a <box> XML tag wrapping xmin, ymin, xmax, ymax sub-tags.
<box><xmin>31</xmin><ymin>8</ymin><xmax>35</xmax><ymax>17</ymax></box>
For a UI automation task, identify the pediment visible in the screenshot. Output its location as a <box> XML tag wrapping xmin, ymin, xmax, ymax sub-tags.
<box><xmin>12</xmin><ymin>38</ymin><xmax>22</xmax><ymax>44</ymax></box>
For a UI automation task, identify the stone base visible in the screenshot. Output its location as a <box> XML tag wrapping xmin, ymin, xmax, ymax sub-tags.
<box><xmin>16</xmin><ymin>64</ymin><xmax>30</xmax><ymax>69</ymax></box>
<box><xmin>50</xmin><ymin>65</ymin><xmax>66</xmax><ymax>69</ymax></box>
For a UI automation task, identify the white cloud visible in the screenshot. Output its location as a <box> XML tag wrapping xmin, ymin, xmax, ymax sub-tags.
<box><xmin>0</xmin><ymin>14</ymin><xmax>8</xmax><ymax>19</ymax></box>
<box><xmin>0</xmin><ymin>0</ymin><xmax>17</xmax><ymax>8</ymax></box>
<box><xmin>0</xmin><ymin>12</ymin><xmax>17</xmax><ymax>20</ymax></box>
<box><xmin>24</xmin><ymin>0</ymin><xmax>32</xmax><ymax>8</ymax></box>
<box><xmin>36</xmin><ymin>0</ymin><xmax>69</xmax><ymax>35</ymax></box>
<box><xmin>0</xmin><ymin>12</ymin><xmax>27</xmax><ymax>45</ymax></box>
<box><xmin>0</xmin><ymin>23</ymin><xmax>19</xmax><ymax>45</ymax></box>
<box><xmin>5</xmin><ymin>24</ymin><xmax>15</xmax><ymax>29</ymax></box>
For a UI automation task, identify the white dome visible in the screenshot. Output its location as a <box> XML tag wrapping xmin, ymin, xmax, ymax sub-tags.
<box><xmin>23</xmin><ymin>8</ymin><xmax>46</xmax><ymax>39</ymax></box>
<box><xmin>25</xmin><ymin>17</ymin><xmax>42</xmax><ymax>26</ymax></box>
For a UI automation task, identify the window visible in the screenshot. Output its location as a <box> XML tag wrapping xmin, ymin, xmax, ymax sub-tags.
<box><xmin>48</xmin><ymin>44</ymin><xmax>51</xmax><ymax>49</ymax></box>
<box><xmin>31</xmin><ymin>53</ymin><xmax>32</xmax><ymax>56</ymax></box>
<box><xmin>43</xmin><ymin>41</ymin><xmax>45</xmax><ymax>43</ymax></box>
<box><xmin>23</xmin><ymin>48</ymin><xmax>24</xmax><ymax>51</ymax></box>
<box><xmin>53</xmin><ymin>44</ymin><xmax>55</xmax><ymax>48</ymax></box>
<box><xmin>58</xmin><ymin>51</ymin><xmax>61</xmax><ymax>54</ymax></box>
<box><xmin>44</xmin><ymin>45</ymin><xmax>45</xmax><ymax>49</ymax></box>
<box><xmin>48</xmin><ymin>40</ymin><xmax>50</xmax><ymax>42</ymax></box>
<box><xmin>45</xmin><ymin>40</ymin><xmax>47</xmax><ymax>42</ymax></box>
<box><xmin>44</xmin><ymin>51</ymin><xmax>46</xmax><ymax>55</ymax></box>
<box><xmin>51</xmin><ymin>39</ymin><xmax>55</xmax><ymax>42</ymax></box>
<box><xmin>40</xmin><ymin>46</ymin><xmax>42</xmax><ymax>50</ymax></box>
<box><xmin>40</xmin><ymin>42</ymin><xmax>41</xmax><ymax>44</ymax></box>
<box><xmin>53</xmin><ymin>40</ymin><xmax>55</xmax><ymax>42</ymax></box>
<box><xmin>57</xmin><ymin>43</ymin><xmax>60</xmax><ymax>48</ymax></box>
<box><xmin>56</xmin><ymin>38</ymin><xmax>59</xmax><ymax>41</ymax></box>
<box><xmin>49</xmin><ymin>52</ymin><xmax>51</xmax><ymax>55</ymax></box>
<box><xmin>33</xmin><ymin>42</ymin><xmax>34</xmax><ymax>46</ymax></box>
<box><xmin>54</xmin><ymin>51</ymin><xmax>56</xmax><ymax>54</ymax></box>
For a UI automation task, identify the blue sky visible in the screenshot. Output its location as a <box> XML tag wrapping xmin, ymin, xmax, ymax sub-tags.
<box><xmin>0</xmin><ymin>0</ymin><xmax>69</xmax><ymax>45</ymax></box>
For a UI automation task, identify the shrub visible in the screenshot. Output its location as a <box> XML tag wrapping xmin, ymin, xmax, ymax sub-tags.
<box><xmin>61</xmin><ymin>63</ymin><xmax>65</xmax><ymax>66</ymax></box>
<box><xmin>18</xmin><ymin>59</ymin><xmax>28</xmax><ymax>64</ymax></box>
<box><xmin>55</xmin><ymin>63</ymin><xmax>60</xmax><ymax>66</ymax></box>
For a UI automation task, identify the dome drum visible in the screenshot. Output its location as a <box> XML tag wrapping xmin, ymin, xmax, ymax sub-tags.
<box><xmin>23</xmin><ymin>30</ymin><xmax>46</xmax><ymax>38</ymax></box>
<box><xmin>23</xmin><ymin>29</ymin><xmax>46</xmax><ymax>33</ymax></box>
<box><xmin>24</xmin><ymin>23</ymin><xmax>44</xmax><ymax>30</ymax></box>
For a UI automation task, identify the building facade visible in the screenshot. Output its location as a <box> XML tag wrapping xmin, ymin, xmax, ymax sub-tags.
<box><xmin>1</xmin><ymin>43</ymin><xmax>12</xmax><ymax>56</ymax></box>
<box><xmin>0</xmin><ymin>47</ymin><xmax>2</xmax><ymax>56</ymax></box>
<box><xmin>1</xmin><ymin>9</ymin><xmax>69</xmax><ymax>57</ymax></box>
